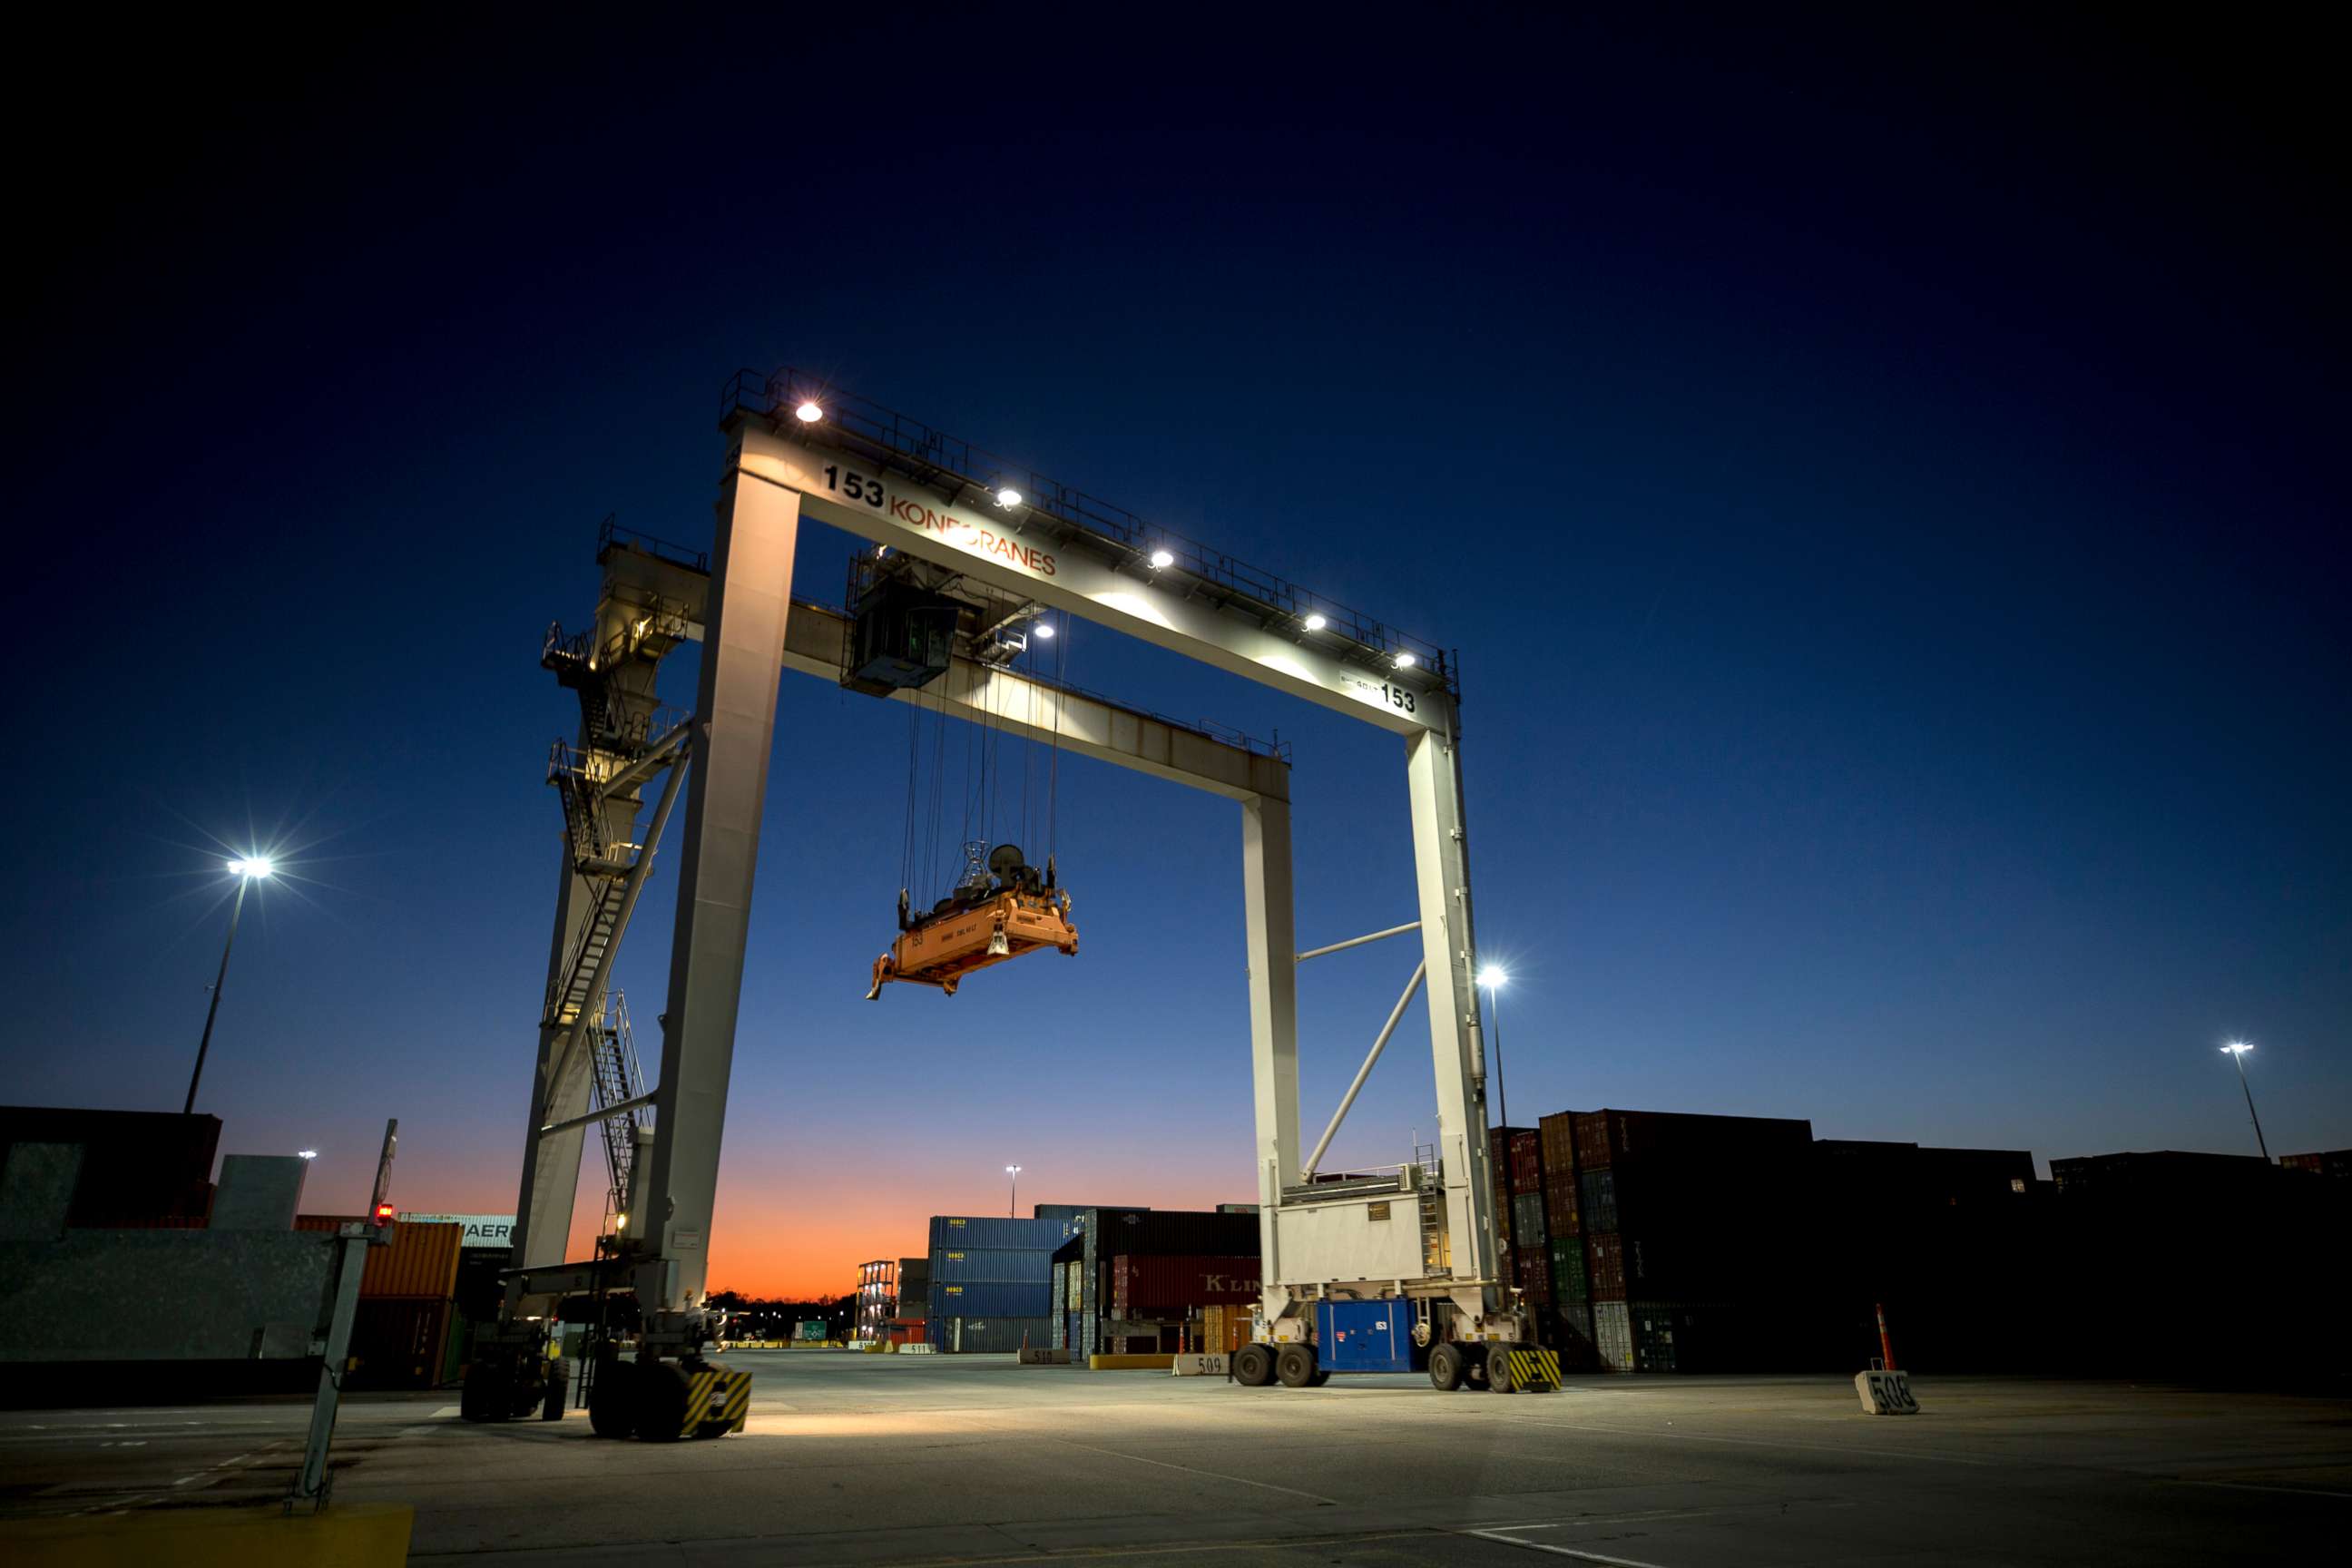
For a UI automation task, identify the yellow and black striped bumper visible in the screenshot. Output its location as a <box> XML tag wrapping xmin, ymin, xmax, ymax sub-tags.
<box><xmin>680</xmin><ymin>1365</ymin><xmax>753</xmax><ymax>1437</ymax></box>
<box><xmin>1504</xmin><ymin>1348</ymin><xmax>1562</xmax><ymax>1392</ymax></box>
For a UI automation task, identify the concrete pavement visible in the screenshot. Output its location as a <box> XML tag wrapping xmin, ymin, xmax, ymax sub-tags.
<box><xmin>2</xmin><ymin>1353</ymin><xmax>2344</xmax><ymax>1564</ymax></box>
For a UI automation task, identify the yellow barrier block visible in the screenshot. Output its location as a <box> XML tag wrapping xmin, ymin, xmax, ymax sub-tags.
<box><xmin>1088</xmin><ymin>1353</ymin><xmax>1177</xmax><ymax>1370</ymax></box>
<box><xmin>1</xmin><ymin>1503</ymin><xmax>413</xmax><ymax>1568</ymax></box>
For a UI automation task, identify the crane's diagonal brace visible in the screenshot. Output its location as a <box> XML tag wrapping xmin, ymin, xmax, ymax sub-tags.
<box><xmin>1302</xmin><ymin>960</ymin><xmax>1426</xmax><ymax>1178</ymax></box>
<box><xmin>1297</xmin><ymin>921</ymin><xmax>1419</xmax><ymax>964</ymax></box>
<box><xmin>540</xmin><ymin>1087</ymin><xmax>659</xmax><ymax>1139</ymax></box>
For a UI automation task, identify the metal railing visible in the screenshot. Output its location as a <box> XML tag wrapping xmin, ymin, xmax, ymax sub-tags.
<box><xmin>597</xmin><ymin>513</ymin><xmax>709</xmax><ymax>573</ymax></box>
<box><xmin>723</xmin><ymin>368</ymin><xmax>1459</xmax><ymax>701</ymax></box>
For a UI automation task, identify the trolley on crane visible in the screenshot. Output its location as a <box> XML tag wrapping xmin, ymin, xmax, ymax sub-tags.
<box><xmin>867</xmin><ymin>842</ymin><xmax>1076</xmax><ymax>998</ymax></box>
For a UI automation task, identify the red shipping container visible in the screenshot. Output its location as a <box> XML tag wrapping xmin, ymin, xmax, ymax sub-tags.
<box><xmin>1573</xmin><ymin>1112</ymin><xmax>1612</xmax><ymax>1169</ymax></box>
<box><xmin>1585</xmin><ymin>1232</ymin><xmax>1626</xmax><ymax>1300</ymax></box>
<box><xmin>1509</xmin><ymin>1131</ymin><xmax>1544</xmax><ymax>1194</ymax></box>
<box><xmin>1110</xmin><ymin>1254</ymin><xmax>1260</xmax><ymax>1315</ymax></box>
<box><xmin>1514</xmin><ymin>1248</ymin><xmax>1553</xmax><ymax>1305</ymax></box>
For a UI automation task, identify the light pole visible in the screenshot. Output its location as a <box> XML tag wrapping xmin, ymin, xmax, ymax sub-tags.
<box><xmin>2222</xmin><ymin>1043</ymin><xmax>2269</xmax><ymax>1160</ymax></box>
<box><xmin>1479</xmin><ymin>965</ymin><xmax>1509</xmax><ymax>1132</ymax></box>
<box><xmin>1005</xmin><ymin>1164</ymin><xmax>1022</xmax><ymax>1218</ymax></box>
<box><xmin>184</xmin><ymin>857</ymin><xmax>272</xmax><ymax>1115</ymax></box>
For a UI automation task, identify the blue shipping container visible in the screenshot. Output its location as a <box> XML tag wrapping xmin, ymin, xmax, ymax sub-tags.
<box><xmin>930</xmin><ymin>1281</ymin><xmax>1054</xmax><ymax>1318</ymax></box>
<box><xmin>928</xmin><ymin>1216</ymin><xmax>1065</xmax><ymax>1250</ymax></box>
<box><xmin>930</xmin><ymin>1246</ymin><xmax>1054</xmax><ymax>1283</ymax></box>
<box><xmin>1315</xmin><ymin>1299</ymin><xmax>1418</xmax><ymax>1374</ymax></box>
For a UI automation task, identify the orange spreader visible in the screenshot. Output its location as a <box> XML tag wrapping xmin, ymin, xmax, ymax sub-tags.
<box><xmin>867</xmin><ymin>888</ymin><xmax>1078</xmax><ymax>999</ymax></box>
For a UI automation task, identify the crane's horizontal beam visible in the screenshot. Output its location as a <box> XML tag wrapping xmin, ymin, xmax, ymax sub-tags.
<box><xmin>730</xmin><ymin>418</ymin><xmax>1452</xmax><ymax>738</ymax></box>
<box><xmin>781</xmin><ymin>600</ymin><xmax>1289</xmax><ymax>804</ymax></box>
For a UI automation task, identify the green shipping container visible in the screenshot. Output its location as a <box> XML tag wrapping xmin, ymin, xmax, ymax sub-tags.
<box><xmin>1550</xmin><ymin>1238</ymin><xmax>1588</xmax><ymax>1302</ymax></box>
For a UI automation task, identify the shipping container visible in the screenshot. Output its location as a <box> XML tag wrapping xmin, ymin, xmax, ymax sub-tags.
<box><xmin>1510</xmin><ymin>1191</ymin><xmax>1547</xmax><ymax>1250</ymax></box>
<box><xmin>1551</xmin><ymin>1300</ymin><xmax>1598</xmax><ymax>1371</ymax></box>
<box><xmin>1087</xmin><ymin>1209</ymin><xmax>1258</xmax><ymax>1258</ymax></box>
<box><xmin>1578</xmin><ymin>1169</ymin><xmax>1619</xmax><ymax>1234</ymax></box>
<box><xmin>1560</xmin><ymin>1109</ymin><xmax>1815</xmax><ymax>1172</ymax></box>
<box><xmin>1586</xmin><ymin>1232</ymin><xmax>1626</xmax><ymax>1300</ymax></box>
<box><xmin>1550</xmin><ymin>1237</ymin><xmax>1588</xmax><ymax>1302</ymax></box>
<box><xmin>1200</xmin><ymin>1303</ymin><xmax>1254</xmax><ymax>1354</ymax></box>
<box><xmin>1572</xmin><ymin>1111</ymin><xmax>1612</xmax><ymax>1169</ymax></box>
<box><xmin>1592</xmin><ymin>1300</ymin><xmax>1633</xmax><ymax>1371</ymax></box>
<box><xmin>930</xmin><ymin>1281</ymin><xmax>1054</xmax><ymax>1318</ymax></box>
<box><xmin>1514</xmin><ymin>1249</ymin><xmax>1553</xmax><ymax>1306</ymax></box>
<box><xmin>1314</xmin><ymin>1299</ymin><xmax>1418</xmax><ymax>1373</ymax></box>
<box><xmin>1542</xmin><ymin>1171</ymin><xmax>1580</xmax><ymax>1238</ymax></box>
<box><xmin>348</xmin><ymin>1298</ymin><xmax>453</xmax><ymax>1388</ymax></box>
<box><xmin>930</xmin><ymin>1246</ymin><xmax>1054</xmax><ymax>1283</ymax></box>
<box><xmin>297</xmin><ymin>1218</ymin><xmax>464</xmax><ymax>1299</ymax></box>
<box><xmin>1110</xmin><ymin>1254</ymin><xmax>1260</xmax><ymax>1313</ymax></box>
<box><xmin>936</xmin><ymin>1316</ymin><xmax>1053</xmax><ymax>1354</ymax></box>
<box><xmin>927</xmin><ymin>1215</ymin><xmax>1068</xmax><ymax>1250</ymax></box>
<box><xmin>1539</xmin><ymin>1110</ymin><xmax>1578</xmax><ymax>1176</ymax></box>
<box><xmin>1631</xmin><ymin>1305</ymin><xmax>1696</xmax><ymax>1373</ymax></box>
<box><xmin>1509</xmin><ymin>1130</ymin><xmax>1544</xmax><ymax>1194</ymax></box>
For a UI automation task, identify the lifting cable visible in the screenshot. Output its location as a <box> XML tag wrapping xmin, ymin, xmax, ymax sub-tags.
<box><xmin>894</xmin><ymin>603</ymin><xmax>1077</xmax><ymax>912</ymax></box>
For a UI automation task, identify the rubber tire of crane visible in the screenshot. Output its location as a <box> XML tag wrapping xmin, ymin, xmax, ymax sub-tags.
<box><xmin>587</xmin><ymin>1358</ymin><xmax>638</xmax><ymax>1439</ymax></box>
<box><xmin>633</xmin><ymin>1360</ymin><xmax>692</xmax><ymax>1442</ymax></box>
<box><xmin>1487</xmin><ymin>1348</ymin><xmax>1517</xmax><ymax>1394</ymax></box>
<box><xmin>459</xmin><ymin>1358</ymin><xmax>510</xmax><ymax>1422</ymax></box>
<box><xmin>1231</xmin><ymin>1343</ymin><xmax>1277</xmax><ymax>1387</ymax></box>
<box><xmin>1275</xmin><ymin>1344</ymin><xmax>1318</xmax><ymax>1388</ymax></box>
<box><xmin>1428</xmin><ymin>1342</ymin><xmax>1466</xmax><ymax>1392</ymax></box>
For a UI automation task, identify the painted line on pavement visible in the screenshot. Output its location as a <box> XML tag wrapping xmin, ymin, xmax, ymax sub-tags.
<box><xmin>1464</xmin><ymin>1529</ymin><xmax>1676</xmax><ymax>1566</ymax></box>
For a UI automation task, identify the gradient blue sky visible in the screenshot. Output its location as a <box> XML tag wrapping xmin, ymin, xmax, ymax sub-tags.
<box><xmin>9</xmin><ymin>12</ymin><xmax>2343</xmax><ymax>1294</ymax></box>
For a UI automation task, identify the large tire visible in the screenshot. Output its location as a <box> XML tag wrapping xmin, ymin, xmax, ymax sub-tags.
<box><xmin>1488</xmin><ymin>1348</ymin><xmax>1516</xmax><ymax>1394</ymax></box>
<box><xmin>540</xmin><ymin>1360</ymin><xmax>567</xmax><ymax>1420</ymax></box>
<box><xmin>633</xmin><ymin>1360</ymin><xmax>691</xmax><ymax>1442</ymax></box>
<box><xmin>586</xmin><ymin>1358</ymin><xmax>636</xmax><ymax>1439</ymax></box>
<box><xmin>1231</xmin><ymin>1343</ymin><xmax>1276</xmax><ymax>1387</ymax></box>
<box><xmin>1275</xmin><ymin>1344</ymin><xmax>1318</xmax><ymax>1388</ymax></box>
<box><xmin>459</xmin><ymin>1358</ymin><xmax>509</xmax><ymax>1423</ymax></box>
<box><xmin>1429</xmin><ymin>1342</ymin><xmax>1465</xmax><ymax>1392</ymax></box>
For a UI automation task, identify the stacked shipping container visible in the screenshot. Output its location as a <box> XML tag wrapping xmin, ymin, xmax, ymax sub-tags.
<box><xmin>294</xmin><ymin>1217</ymin><xmax>466</xmax><ymax>1387</ymax></box>
<box><xmin>926</xmin><ymin>1215</ymin><xmax>1060</xmax><ymax>1350</ymax></box>
<box><xmin>1528</xmin><ymin>1109</ymin><xmax>1816</xmax><ymax>1372</ymax></box>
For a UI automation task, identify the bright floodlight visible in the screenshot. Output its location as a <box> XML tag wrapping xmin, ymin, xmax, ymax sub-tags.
<box><xmin>296</xmin><ymin>1149</ymin><xmax>318</xmax><ymax>1161</ymax></box>
<box><xmin>793</xmin><ymin>400</ymin><xmax>823</xmax><ymax>423</ymax></box>
<box><xmin>1150</xmin><ymin>548</ymin><xmax>1175</xmax><ymax>569</ymax></box>
<box><xmin>1394</xmin><ymin>652</ymin><xmax>1416</xmax><ymax>669</ymax></box>
<box><xmin>2224</xmin><ymin>1042</ymin><xmax>2253</xmax><ymax>1055</ymax></box>
<box><xmin>996</xmin><ymin>486</ymin><xmax>1023</xmax><ymax>508</ymax></box>
<box><xmin>1479</xmin><ymin>965</ymin><xmax>1507</xmax><ymax>989</ymax></box>
<box><xmin>1304</xmin><ymin>612</ymin><xmax>1328</xmax><ymax>631</ymax></box>
<box><xmin>1034</xmin><ymin>621</ymin><xmax>1054</xmax><ymax>639</ymax></box>
<box><xmin>228</xmin><ymin>857</ymin><xmax>274</xmax><ymax>878</ymax></box>
<box><xmin>1006</xmin><ymin>1164</ymin><xmax>1023</xmax><ymax>1174</ymax></box>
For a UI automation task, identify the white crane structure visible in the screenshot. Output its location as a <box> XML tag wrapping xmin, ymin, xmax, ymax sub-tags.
<box><xmin>464</xmin><ymin>371</ymin><xmax>1534</xmax><ymax>1437</ymax></box>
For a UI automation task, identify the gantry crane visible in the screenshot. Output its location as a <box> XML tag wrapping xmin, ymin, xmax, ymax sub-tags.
<box><xmin>461</xmin><ymin>374</ymin><xmax>1534</xmax><ymax>1438</ymax></box>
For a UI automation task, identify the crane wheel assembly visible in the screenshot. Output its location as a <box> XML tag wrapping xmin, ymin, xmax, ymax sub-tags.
<box><xmin>477</xmin><ymin>1353</ymin><xmax>750</xmax><ymax>1441</ymax></box>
